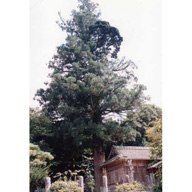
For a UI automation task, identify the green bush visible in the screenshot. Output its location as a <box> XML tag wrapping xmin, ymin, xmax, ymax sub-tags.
<box><xmin>152</xmin><ymin>179</ymin><xmax>162</xmax><ymax>192</ymax></box>
<box><xmin>116</xmin><ymin>181</ymin><xmax>148</xmax><ymax>192</ymax></box>
<box><xmin>51</xmin><ymin>180</ymin><xmax>81</xmax><ymax>192</ymax></box>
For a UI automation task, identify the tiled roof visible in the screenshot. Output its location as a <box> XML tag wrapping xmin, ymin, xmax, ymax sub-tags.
<box><xmin>113</xmin><ymin>146</ymin><xmax>152</xmax><ymax>160</ymax></box>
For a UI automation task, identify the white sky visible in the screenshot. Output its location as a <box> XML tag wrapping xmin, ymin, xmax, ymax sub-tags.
<box><xmin>30</xmin><ymin>0</ymin><xmax>162</xmax><ymax>108</ymax></box>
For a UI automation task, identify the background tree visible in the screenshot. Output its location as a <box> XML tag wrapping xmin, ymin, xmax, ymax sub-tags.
<box><xmin>30</xmin><ymin>108</ymin><xmax>53</xmax><ymax>152</ymax></box>
<box><xmin>121</xmin><ymin>104</ymin><xmax>162</xmax><ymax>146</ymax></box>
<box><xmin>30</xmin><ymin>107</ymin><xmax>85</xmax><ymax>176</ymax></box>
<box><xmin>35</xmin><ymin>0</ymin><xmax>147</xmax><ymax>190</ymax></box>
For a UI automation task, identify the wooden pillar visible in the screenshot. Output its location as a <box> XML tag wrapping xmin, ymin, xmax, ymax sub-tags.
<box><xmin>128</xmin><ymin>160</ymin><xmax>134</xmax><ymax>182</ymax></box>
<box><xmin>45</xmin><ymin>177</ymin><xmax>51</xmax><ymax>192</ymax></box>
<box><xmin>78</xmin><ymin>176</ymin><xmax>84</xmax><ymax>192</ymax></box>
<box><xmin>94</xmin><ymin>148</ymin><xmax>105</xmax><ymax>192</ymax></box>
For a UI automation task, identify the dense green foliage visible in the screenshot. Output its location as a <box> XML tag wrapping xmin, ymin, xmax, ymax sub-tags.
<box><xmin>146</xmin><ymin>118</ymin><xmax>162</xmax><ymax>192</ymax></box>
<box><xmin>78</xmin><ymin>149</ymin><xmax>94</xmax><ymax>179</ymax></box>
<box><xmin>30</xmin><ymin>108</ymin><xmax>80</xmax><ymax>175</ymax></box>
<box><xmin>116</xmin><ymin>181</ymin><xmax>148</xmax><ymax>192</ymax></box>
<box><xmin>30</xmin><ymin>144</ymin><xmax>54</xmax><ymax>191</ymax></box>
<box><xmin>121</xmin><ymin>104</ymin><xmax>162</xmax><ymax>146</ymax></box>
<box><xmin>30</xmin><ymin>108</ymin><xmax>53</xmax><ymax>152</ymax></box>
<box><xmin>146</xmin><ymin>117</ymin><xmax>162</xmax><ymax>159</ymax></box>
<box><xmin>152</xmin><ymin>179</ymin><xmax>162</xmax><ymax>192</ymax></box>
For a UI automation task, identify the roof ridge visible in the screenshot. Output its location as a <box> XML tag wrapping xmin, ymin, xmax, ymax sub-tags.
<box><xmin>114</xmin><ymin>146</ymin><xmax>151</xmax><ymax>150</ymax></box>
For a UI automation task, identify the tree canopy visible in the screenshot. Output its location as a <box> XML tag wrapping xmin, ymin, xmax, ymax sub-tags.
<box><xmin>35</xmin><ymin>0</ymin><xmax>146</xmax><ymax>151</ymax></box>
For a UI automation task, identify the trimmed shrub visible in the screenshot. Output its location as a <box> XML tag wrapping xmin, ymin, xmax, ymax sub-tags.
<box><xmin>116</xmin><ymin>181</ymin><xmax>148</xmax><ymax>192</ymax></box>
<box><xmin>51</xmin><ymin>180</ymin><xmax>81</xmax><ymax>192</ymax></box>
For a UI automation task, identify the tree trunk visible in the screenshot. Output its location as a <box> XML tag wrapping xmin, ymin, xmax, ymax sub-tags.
<box><xmin>94</xmin><ymin>148</ymin><xmax>105</xmax><ymax>192</ymax></box>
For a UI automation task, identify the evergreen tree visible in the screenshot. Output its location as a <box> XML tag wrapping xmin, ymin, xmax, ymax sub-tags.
<box><xmin>35</xmin><ymin>0</ymin><xmax>147</xmax><ymax>190</ymax></box>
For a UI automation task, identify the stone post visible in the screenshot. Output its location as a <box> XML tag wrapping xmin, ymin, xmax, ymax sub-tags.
<box><xmin>125</xmin><ymin>175</ymin><xmax>130</xmax><ymax>183</ymax></box>
<box><xmin>90</xmin><ymin>186</ymin><xmax>94</xmax><ymax>192</ymax></box>
<box><xmin>45</xmin><ymin>177</ymin><xmax>51</xmax><ymax>192</ymax></box>
<box><xmin>150</xmin><ymin>173</ymin><xmax>155</xmax><ymax>185</ymax></box>
<box><xmin>78</xmin><ymin>176</ymin><xmax>84</xmax><ymax>192</ymax></box>
<box><xmin>145</xmin><ymin>175</ymin><xmax>151</xmax><ymax>187</ymax></box>
<box><xmin>102</xmin><ymin>175</ymin><xmax>108</xmax><ymax>192</ymax></box>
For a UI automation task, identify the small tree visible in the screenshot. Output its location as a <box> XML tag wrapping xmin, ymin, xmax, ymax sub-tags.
<box><xmin>146</xmin><ymin>118</ymin><xmax>162</xmax><ymax>192</ymax></box>
<box><xmin>146</xmin><ymin>117</ymin><xmax>162</xmax><ymax>159</ymax></box>
<box><xmin>30</xmin><ymin>143</ymin><xmax>54</xmax><ymax>191</ymax></box>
